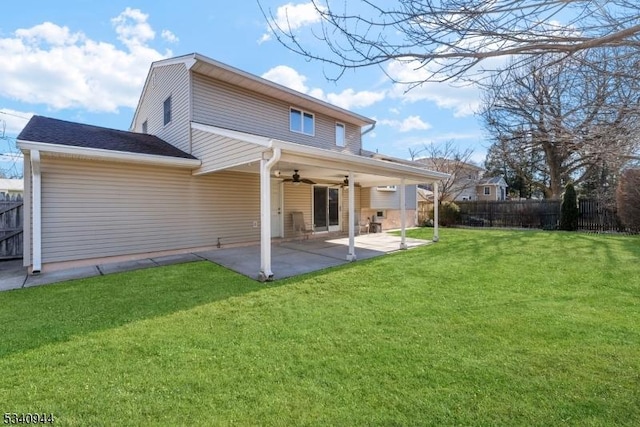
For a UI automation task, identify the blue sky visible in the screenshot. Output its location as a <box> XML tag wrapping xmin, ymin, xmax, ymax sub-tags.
<box><xmin>0</xmin><ymin>0</ymin><xmax>488</xmax><ymax>177</ymax></box>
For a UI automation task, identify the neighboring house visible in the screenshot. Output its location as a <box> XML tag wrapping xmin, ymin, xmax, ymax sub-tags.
<box><xmin>414</xmin><ymin>158</ymin><xmax>484</xmax><ymax>202</ymax></box>
<box><xmin>477</xmin><ymin>176</ymin><xmax>508</xmax><ymax>201</ymax></box>
<box><xmin>0</xmin><ymin>178</ymin><xmax>23</xmax><ymax>198</ymax></box>
<box><xmin>17</xmin><ymin>53</ymin><xmax>448</xmax><ymax>279</ymax></box>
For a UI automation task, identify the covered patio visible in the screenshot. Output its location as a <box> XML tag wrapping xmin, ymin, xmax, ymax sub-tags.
<box><xmin>196</xmin><ymin>232</ymin><xmax>431</xmax><ymax>280</ymax></box>
<box><xmin>191</xmin><ymin>122</ymin><xmax>449</xmax><ymax>281</ymax></box>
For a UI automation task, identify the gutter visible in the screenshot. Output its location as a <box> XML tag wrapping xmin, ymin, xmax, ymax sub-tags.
<box><xmin>360</xmin><ymin>122</ymin><xmax>376</xmax><ymax>137</ymax></box>
<box><xmin>17</xmin><ymin>140</ymin><xmax>202</xmax><ymax>169</ymax></box>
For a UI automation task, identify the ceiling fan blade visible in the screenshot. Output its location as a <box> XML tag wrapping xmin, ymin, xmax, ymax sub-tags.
<box><xmin>301</xmin><ymin>178</ymin><xmax>316</xmax><ymax>185</ymax></box>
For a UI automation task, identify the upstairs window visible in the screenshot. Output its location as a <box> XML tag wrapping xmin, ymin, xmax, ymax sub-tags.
<box><xmin>290</xmin><ymin>108</ymin><xmax>314</xmax><ymax>136</ymax></box>
<box><xmin>484</xmin><ymin>186</ymin><xmax>491</xmax><ymax>195</ymax></box>
<box><xmin>336</xmin><ymin>122</ymin><xmax>345</xmax><ymax>147</ymax></box>
<box><xmin>163</xmin><ymin>96</ymin><xmax>172</xmax><ymax>126</ymax></box>
<box><xmin>142</xmin><ymin>120</ymin><xmax>148</xmax><ymax>133</ymax></box>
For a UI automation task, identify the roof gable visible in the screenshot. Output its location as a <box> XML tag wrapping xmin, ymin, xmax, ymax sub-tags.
<box><xmin>137</xmin><ymin>53</ymin><xmax>376</xmax><ymax>128</ymax></box>
<box><xmin>18</xmin><ymin>116</ymin><xmax>196</xmax><ymax>160</ymax></box>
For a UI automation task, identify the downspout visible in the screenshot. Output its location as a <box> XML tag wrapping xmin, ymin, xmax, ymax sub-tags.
<box><xmin>360</xmin><ymin>122</ymin><xmax>376</xmax><ymax>137</ymax></box>
<box><xmin>31</xmin><ymin>150</ymin><xmax>42</xmax><ymax>274</ymax></box>
<box><xmin>259</xmin><ymin>146</ymin><xmax>281</xmax><ymax>282</ymax></box>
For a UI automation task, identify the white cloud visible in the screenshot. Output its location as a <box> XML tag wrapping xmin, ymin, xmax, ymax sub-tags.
<box><xmin>0</xmin><ymin>8</ymin><xmax>173</xmax><ymax>113</ymax></box>
<box><xmin>262</xmin><ymin>65</ymin><xmax>386</xmax><ymax>110</ymax></box>
<box><xmin>262</xmin><ymin>65</ymin><xmax>309</xmax><ymax>93</ymax></box>
<box><xmin>386</xmin><ymin>60</ymin><xmax>482</xmax><ymax>117</ymax></box>
<box><xmin>15</xmin><ymin>22</ymin><xmax>84</xmax><ymax>46</ymax></box>
<box><xmin>161</xmin><ymin>29</ymin><xmax>179</xmax><ymax>43</ymax></box>
<box><xmin>326</xmin><ymin>89</ymin><xmax>386</xmax><ymax>110</ymax></box>
<box><xmin>260</xmin><ymin>2</ymin><xmax>325</xmax><ymax>43</ymax></box>
<box><xmin>0</xmin><ymin>109</ymin><xmax>35</xmax><ymax>135</ymax></box>
<box><xmin>379</xmin><ymin>115</ymin><xmax>432</xmax><ymax>132</ymax></box>
<box><xmin>111</xmin><ymin>7</ymin><xmax>155</xmax><ymax>49</ymax></box>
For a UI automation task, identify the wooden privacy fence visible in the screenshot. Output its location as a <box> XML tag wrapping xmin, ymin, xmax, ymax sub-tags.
<box><xmin>455</xmin><ymin>199</ymin><xmax>621</xmax><ymax>232</ymax></box>
<box><xmin>0</xmin><ymin>194</ymin><xmax>23</xmax><ymax>259</ymax></box>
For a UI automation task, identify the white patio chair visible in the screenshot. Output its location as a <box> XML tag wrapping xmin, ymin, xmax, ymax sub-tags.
<box><xmin>292</xmin><ymin>211</ymin><xmax>314</xmax><ymax>239</ymax></box>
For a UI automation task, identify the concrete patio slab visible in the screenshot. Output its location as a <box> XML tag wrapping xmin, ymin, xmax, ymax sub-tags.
<box><xmin>0</xmin><ymin>260</ymin><xmax>27</xmax><ymax>291</ymax></box>
<box><xmin>23</xmin><ymin>266</ymin><xmax>101</xmax><ymax>288</ymax></box>
<box><xmin>98</xmin><ymin>258</ymin><xmax>157</xmax><ymax>275</ymax></box>
<box><xmin>1</xmin><ymin>232</ymin><xmax>432</xmax><ymax>291</ymax></box>
<box><xmin>151</xmin><ymin>253</ymin><xmax>202</xmax><ymax>266</ymax></box>
<box><xmin>199</xmin><ymin>233</ymin><xmax>431</xmax><ymax>280</ymax></box>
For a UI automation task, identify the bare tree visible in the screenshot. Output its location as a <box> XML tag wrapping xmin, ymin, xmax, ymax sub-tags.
<box><xmin>260</xmin><ymin>0</ymin><xmax>640</xmax><ymax>83</ymax></box>
<box><xmin>0</xmin><ymin>120</ymin><xmax>22</xmax><ymax>179</ymax></box>
<box><xmin>413</xmin><ymin>141</ymin><xmax>476</xmax><ymax>202</ymax></box>
<box><xmin>481</xmin><ymin>51</ymin><xmax>640</xmax><ymax>199</ymax></box>
<box><xmin>616</xmin><ymin>168</ymin><xmax>640</xmax><ymax>232</ymax></box>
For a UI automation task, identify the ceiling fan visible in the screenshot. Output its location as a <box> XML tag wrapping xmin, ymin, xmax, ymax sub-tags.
<box><xmin>282</xmin><ymin>169</ymin><xmax>316</xmax><ymax>185</ymax></box>
<box><xmin>340</xmin><ymin>176</ymin><xmax>360</xmax><ymax>188</ymax></box>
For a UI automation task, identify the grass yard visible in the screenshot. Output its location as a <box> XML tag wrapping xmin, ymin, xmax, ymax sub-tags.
<box><xmin>1</xmin><ymin>228</ymin><xmax>639</xmax><ymax>426</ymax></box>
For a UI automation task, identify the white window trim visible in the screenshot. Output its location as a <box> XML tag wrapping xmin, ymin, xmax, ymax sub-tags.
<box><xmin>290</xmin><ymin>107</ymin><xmax>315</xmax><ymax>136</ymax></box>
<box><xmin>375</xmin><ymin>210</ymin><xmax>386</xmax><ymax>219</ymax></box>
<box><xmin>335</xmin><ymin>122</ymin><xmax>346</xmax><ymax>147</ymax></box>
<box><xmin>484</xmin><ymin>186</ymin><xmax>491</xmax><ymax>195</ymax></box>
<box><xmin>163</xmin><ymin>95</ymin><xmax>172</xmax><ymax>127</ymax></box>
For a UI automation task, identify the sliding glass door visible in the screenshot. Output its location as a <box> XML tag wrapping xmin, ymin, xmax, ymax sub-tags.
<box><xmin>313</xmin><ymin>186</ymin><xmax>340</xmax><ymax>232</ymax></box>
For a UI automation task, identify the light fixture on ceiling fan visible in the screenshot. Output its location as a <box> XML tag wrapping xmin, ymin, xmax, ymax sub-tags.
<box><xmin>282</xmin><ymin>169</ymin><xmax>316</xmax><ymax>185</ymax></box>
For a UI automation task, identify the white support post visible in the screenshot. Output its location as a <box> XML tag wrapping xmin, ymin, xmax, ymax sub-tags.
<box><xmin>259</xmin><ymin>148</ymin><xmax>281</xmax><ymax>281</ymax></box>
<box><xmin>31</xmin><ymin>150</ymin><xmax>42</xmax><ymax>274</ymax></box>
<box><xmin>400</xmin><ymin>178</ymin><xmax>408</xmax><ymax>250</ymax></box>
<box><xmin>433</xmin><ymin>181</ymin><xmax>440</xmax><ymax>242</ymax></box>
<box><xmin>346</xmin><ymin>170</ymin><xmax>356</xmax><ymax>261</ymax></box>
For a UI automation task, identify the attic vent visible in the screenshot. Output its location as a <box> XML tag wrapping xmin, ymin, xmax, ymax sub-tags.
<box><xmin>151</xmin><ymin>72</ymin><xmax>156</xmax><ymax>88</ymax></box>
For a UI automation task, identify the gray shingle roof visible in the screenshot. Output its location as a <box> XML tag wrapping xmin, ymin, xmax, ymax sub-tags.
<box><xmin>18</xmin><ymin>116</ymin><xmax>196</xmax><ymax>160</ymax></box>
<box><xmin>478</xmin><ymin>176</ymin><xmax>507</xmax><ymax>185</ymax></box>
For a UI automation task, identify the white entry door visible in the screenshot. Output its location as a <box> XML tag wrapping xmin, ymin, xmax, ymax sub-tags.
<box><xmin>271</xmin><ymin>180</ymin><xmax>282</xmax><ymax>237</ymax></box>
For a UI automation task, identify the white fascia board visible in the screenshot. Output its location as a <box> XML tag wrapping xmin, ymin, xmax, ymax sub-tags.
<box><xmin>17</xmin><ymin>140</ymin><xmax>202</xmax><ymax>168</ymax></box>
<box><xmin>272</xmin><ymin>139</ymin><xmax>450</xmax><ymax>181</ymax></box>
<box><xmin>191</xmin><ymin>122</ymin><xmax>449</xmax><ymax>181</ymax></box>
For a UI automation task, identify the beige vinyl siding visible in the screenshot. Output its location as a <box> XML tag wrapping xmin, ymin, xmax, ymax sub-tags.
<box><xmin>191</xmin><ymin>129</ymin><xmax>264</xmax><ymax>174</ymax></box>
<box><xmin>361</xmin><ymin>186</ymin><xmax>371</xmax><ymax>209</ymax></box>
<box><xmin>282</xmin><ymin>183</ymin><xmax>312</xmax><ymax>238</ymax></box>
<box><xmin>192</xmin><ymin>73</ymin><xmax>361</xmax><ymax>154</ymax></box>
<box><xmin>339</xmin><ymin>187</ymin><xmax>363</xmax><ymax>231</ymax></box>
<box><xmin>39</xmin><ymin>157</ymin><xmax>260</xmax><ymax>264</ymax></box>
<box><xmin>366</xmin><ymin>185</ymin><xmax>417</xmax><ymax>209</ymax></box>
<box><xmin>132</xmin><ymin>63</ymin><xmax>191</xmax><ymax>153</ymax></box>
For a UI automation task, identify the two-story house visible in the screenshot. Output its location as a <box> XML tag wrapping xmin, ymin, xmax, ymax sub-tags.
<box><xmin>17</xmin><ymin>53</ymin><xmax>447</xmax><ymax>280</ymax></box>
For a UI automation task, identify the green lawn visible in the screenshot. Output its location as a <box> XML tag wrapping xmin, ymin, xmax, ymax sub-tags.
<box><xmin>1</xmin><ymin>229</ymin><xmax>639</xmax><ymax>426</ymax></box>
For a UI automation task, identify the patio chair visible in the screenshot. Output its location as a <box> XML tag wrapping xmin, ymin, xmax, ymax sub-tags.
<box><xmin>292</xmin><ymin>211</ymin><xmax>314</xmax><ymax>239</ymax></box>
<box><xmin>357</xmin><ymin>218</ymin><xmax>370</xmax><ymax>235</ymax></box>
